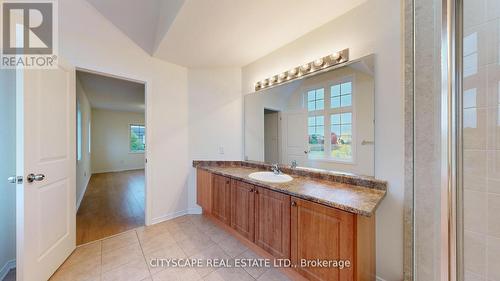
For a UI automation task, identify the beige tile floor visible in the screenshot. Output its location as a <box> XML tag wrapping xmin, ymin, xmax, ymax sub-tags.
<box><xmin>49</xmin><ymin>215</ymin><xmax>291</xmax><ymax>281</ymax></box>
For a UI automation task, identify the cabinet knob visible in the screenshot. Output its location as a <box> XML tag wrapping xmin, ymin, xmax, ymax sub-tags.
<box><xmin>291</xmin><ymin>201</ymin><xmax>297</xmax><ymax>207</ymax></box>
<box><xmin>249</xmin><ymin>189</ymin><xmax>254</xmax><ymax>193</ymax></box>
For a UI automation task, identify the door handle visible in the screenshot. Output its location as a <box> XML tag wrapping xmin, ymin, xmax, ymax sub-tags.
<box><xmin>27</xmin><ymin>173</ymin><xmax>45</xmax><ymax>183</ymax></box>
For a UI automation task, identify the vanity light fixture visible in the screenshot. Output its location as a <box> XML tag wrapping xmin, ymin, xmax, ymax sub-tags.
<box><xmin>313</xmin><ymin>58</ymin><xmax>325</xmax><ymax>68</ymax></box>
<box><xmin>300</xmin><ymin>63</ymin><xmax>311</xmax><ymax>73</ymax></box>
<box><xmin>254</xmin><ymin>48</ymin><xmax>349</xmax><ymax>91</ymax></box>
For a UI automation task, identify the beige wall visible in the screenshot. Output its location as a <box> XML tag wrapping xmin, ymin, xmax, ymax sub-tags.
<box><xmin>91</xmin><ymin>109</ymin><xmax>145</xmax><ymax>174</ymax></box>
<box><xmin>241</xmin><ymin>0</ymin><xmax>403</xmax><ymax>279</ymax></box>
<box><xmin>0</xmin><ymin>69</ymin><xmax>16</xmax><ymax>276</ymax></box>
<box><xmin>187</xmin><ymin>68</ymin><xmax>243</xmax><ymax>212</ymax></box>
<box><xmin>76</xmin><ymin>77</ymin><xmax>92</xmax><ymax>208</ymax></box>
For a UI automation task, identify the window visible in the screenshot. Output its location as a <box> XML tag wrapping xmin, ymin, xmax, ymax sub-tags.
<box><xmin>308</xmin><ymin>116</ymin><xmax>324</xmax><ymax>157</ymax></box>
<box><xmin>305</xmin><ymin>78</ymin><xmax>354</xmax><ymax>162</ymax></box>
<box><xmin>307</xmin><ymin>88</ymin><xmax>324</xmax><ymax>111</ymax></box>
<box><xmin>77</xmin><ymin>101</ymin><xmax>82</xmax><ymax>161</ymax></box>
<box><xmin>331</xmin><ymin>82</ymin><xmax>352</xmax><ymax>108</ymax></box>
<box><xmin>331</xmin><ymin>113</ymin><xmax>352</xmax><ymax>160</ymax></box>
<box><xmin>129</xmin><ymin>124</ymin><xmax>145</xmax><ymax>153</ymax></box>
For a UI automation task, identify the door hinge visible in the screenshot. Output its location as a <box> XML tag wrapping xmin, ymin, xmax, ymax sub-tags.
<box><xmin>8</xmin><ymin>176</ymin><xmax>23</xmax><ymax>184</ymax></box>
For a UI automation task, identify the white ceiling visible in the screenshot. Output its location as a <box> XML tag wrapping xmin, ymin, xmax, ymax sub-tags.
<box><xmin>86</xmin><ymin>0</ymin><xmax>184</xmax><ymax>55</ymax></box>
<box><xmin>86</xmin><ymin>0</ymin><xmax>366</xmax><ymax>67</ymax></box>
<box><xmin>77</xmin><ymin>71</ymin><xmax>145</xmax><ymax>113</ymax></box>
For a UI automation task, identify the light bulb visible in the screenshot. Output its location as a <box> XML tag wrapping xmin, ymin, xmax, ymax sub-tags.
<box><xmin>261</xmin><ymin>79</ymin><xmax>269</xmax><ymax>87</ymax></box>
<box><xmin>313</xmin><ymin>58</ymin><xmax>324</xmax><ymax>67</ymax></box>
<box><xmin>289</xmin><ymin>68</ymin><xmax>298</xmax><ymax>76</ymax></box>
<box><xmin>330</xmin><ymin>52</ymin><xmax>341</xmax><ymax>62</ymax></box>
<box><xmin>255</xmin><ymin>82</ymin><xmax>261</xmax><ymax>89</ymax></box>
<box><xmin>300</xmin><ymin>63</ymin><xmax>311</xmax><ymax>72</ymax></box>
<box><xmin>278</xmin><ymin>72</ymin><xmax>287</xmax><ymax>81</ymax></box>
<box><xmin>269</xmin><ymin>76</ymin><xmax>277</xmax><ymax>84</ymax></box>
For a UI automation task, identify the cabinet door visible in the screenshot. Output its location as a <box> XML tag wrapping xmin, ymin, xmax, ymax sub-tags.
<box><xmin>230</xmin><ymin>180</ymin><xmax>255</xmax><ymax>241</ymax></box>
<box><xmin>196</xmin><ymin>169</ymin><xmax>212</xmax><ymax>212</ymax></box>
<box><xmin>212</xmin><ymin>175</ymin><xmax>231</xmax><ymax>225</ymax></box>
<box><xmin>254</xmin><ymin>186</ymin><xmax>291</xmax><ymax>259</ymax></box>
<box><xmin>291</xmin><ymin>197</ymin><xmax>354</xmax><ymax>281</ymax></box>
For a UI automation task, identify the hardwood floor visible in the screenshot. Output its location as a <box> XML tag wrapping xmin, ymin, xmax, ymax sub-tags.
<box><xmin>76</xmin><ymin>169</ymin><xmax>145</xmax><ymax>245</ymax></box>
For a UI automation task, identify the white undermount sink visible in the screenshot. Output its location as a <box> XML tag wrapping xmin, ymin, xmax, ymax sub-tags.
<box><xmin>248</xmin><ymin>172</ymin><xmax>293</xmax><ymax>183</ymax></box>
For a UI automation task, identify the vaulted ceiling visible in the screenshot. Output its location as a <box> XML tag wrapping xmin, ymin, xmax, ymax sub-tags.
<box><xmin>86</xmin><ymin>0</ymin><xmax>367</xmax><ymax>67</ymax></box>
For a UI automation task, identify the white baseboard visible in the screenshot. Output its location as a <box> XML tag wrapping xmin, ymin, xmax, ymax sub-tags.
<box><xmin>376</xmin><ymin>276</ymin><xmax>388</xmax><ymax>281</ymax></box>
<box><xmin>150</xmin><ymin>209</ymin><xmax>189</xmax><ymax>225</ymax></box>
<box><xmin>0</xmin><ymin>260</ymin><xmax>15</xmax><ymax>281</ymax></box>
<box><xmin>188</xmin><ymin>206</ymin><xmax>202</xmax><ymax>214</ymax></box>
<box><xmin>76</xmin><ymin>175</ymin><xmax>91</xmax><ymax>211</ymax></box>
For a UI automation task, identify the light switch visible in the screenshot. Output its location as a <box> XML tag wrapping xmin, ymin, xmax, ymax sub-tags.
<box><xmin>218</xmin><ymin>146</ymin><xmax>224</xmax><ymax>154</ymax></box>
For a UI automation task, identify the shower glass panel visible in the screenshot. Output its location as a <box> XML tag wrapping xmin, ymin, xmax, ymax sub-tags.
<box><xmin>463</xmin><ymin>0</ymin><xmax>500</xmax><ymax>280</ymax></box>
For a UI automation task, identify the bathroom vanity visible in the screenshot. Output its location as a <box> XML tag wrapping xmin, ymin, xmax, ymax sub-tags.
<box><xmin>194</xmin><ymin>161</ymin><xmax>386</xmax><ymax>281</ymax></box>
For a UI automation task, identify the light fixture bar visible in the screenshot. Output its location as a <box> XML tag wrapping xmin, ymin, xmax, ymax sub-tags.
<box><xmin>254</xmin><ymin>49</ymin><xmax>349</xmax><ymax>92</ymax></box>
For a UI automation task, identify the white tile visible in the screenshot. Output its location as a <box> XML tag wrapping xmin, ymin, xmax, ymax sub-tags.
<box><xmin>465</xmin><ymin>0</ymin><xmax>487</xmax><ymax>28</ymax></box>
<box><xmin>464</xmin><ymin>108</ymin><xmax>487</xmax><ymax>150</ymax></box>
<box><xmin>487</xmin><ymin>107</ymin><xmax>500</xmax><ymax>151</ymax></box>
<box><xmin>487</xmin><ymin>0</ymin><xmax>500</xmax><ymax>21</ymax></box>
<box><xmin>464</xmin><ymin>231</ymin><xmax>487</xmax><ymax>276</ymax></box>
<box><xmin>487</xmin><ymin>236</ymin><xmax>500</xmax><ymax>280</ymax></box>
<box><xmin>464</xmin><ymin>150</ymin><xmax>488</xmax><ymax>191</ymax></box>
<box><xmin>464</xmin><ymin>190</ymin><xmax>488</xmax><ymax>233</ymax></box>
<box><xmin>488</xmin><ymin>193</ymin><xmax>500</xmax><ymax>238</ymax></box>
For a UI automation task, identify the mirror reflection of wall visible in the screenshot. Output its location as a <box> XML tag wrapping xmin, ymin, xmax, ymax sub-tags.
<box><xmin>244</xmin><ymin>55</ymin><xmax>375</xmax><ymax>176</ymax></box>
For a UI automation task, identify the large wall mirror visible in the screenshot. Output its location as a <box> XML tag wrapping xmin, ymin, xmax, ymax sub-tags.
<box><xmin>244</xmin><ymin>55</ymin><xmax>375</xmax><ymax>176</ymax></box>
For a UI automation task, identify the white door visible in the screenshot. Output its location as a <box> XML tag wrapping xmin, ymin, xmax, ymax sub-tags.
<box><xmin>16</xmin><ymin>59</ymin><xmax>76</xmax><ymax>281</ymax></box>
<box><xmin>282</xmin><ymin>111</ymin><xmax>308</xmax><ymax>166</ymax></box>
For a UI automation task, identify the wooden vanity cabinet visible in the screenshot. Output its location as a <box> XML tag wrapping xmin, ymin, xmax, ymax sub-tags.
<box><xmin>230</xmin><ymin>180</ymin><xmax>255</xmax><ymax>241</ymax></box>
<box><xmin>196</xmin><ymin>169</ymin><xmax>212</xmax><ymax>213</ymax></box>
<box><xmin>196</xmin><ymin>168</ymin><xmax>375</xmax><ymax>281</ymax></box>
<box><xmin>254</xmin><ymin>186</ymin><xmax>291</xmax><ymax>259</ymax></box>
<box><xmin>291</xmin><ymin>197</ymin><xmax>375</xmax><ymax>281</ymax></box>
<box><xmin>212</xmin><ymin>174</ymin><xmax>231</xmax><ymax>225</ymax></box>
<box><xmin>291</xmin><ymin>197</ymin><xmax>354</xmax><ymax>281</ymax></box>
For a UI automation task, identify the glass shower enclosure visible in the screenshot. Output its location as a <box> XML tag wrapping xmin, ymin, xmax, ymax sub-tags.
<box><xmin>410</xmin><ymin>0</ymin><xmax>500</xmax><ymax>280</ymax></box>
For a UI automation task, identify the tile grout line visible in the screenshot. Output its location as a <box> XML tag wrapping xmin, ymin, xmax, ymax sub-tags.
<box><xmin>135</xmin><ymin>229</ymin><xmax>154</xmax><ymax>280</ymax></box>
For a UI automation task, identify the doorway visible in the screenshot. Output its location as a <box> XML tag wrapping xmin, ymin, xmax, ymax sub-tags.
<box><xmin>264</xmin><ymin>109</ymin><xmax>280</xmax><ymax>164</ymax></box>
<box><xmin>75</xmin><ymin>70</ymin><xmax>147</xmax><ymax>245</ymax></box>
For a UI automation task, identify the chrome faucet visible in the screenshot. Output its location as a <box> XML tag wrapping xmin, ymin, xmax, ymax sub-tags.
<box><xmin>291</xmin><ymin>160</ymin><xmax>297</xmax><ymax>169</ymax></box>
<box><xmin>271</xmin><ymin>163</ymin><xmax>282</xmax><ymax>175</ymax></box>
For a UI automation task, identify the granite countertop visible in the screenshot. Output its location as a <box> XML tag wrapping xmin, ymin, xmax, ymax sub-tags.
<box><xmin>194</xmin><ymin>162</ymin><xmax>387</xmax><ymax>217</ymax></box>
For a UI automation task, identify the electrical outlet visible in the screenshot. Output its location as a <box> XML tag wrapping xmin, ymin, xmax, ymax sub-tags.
<box><xmin>218</xmin><ymin>146</ymin><xmax>224</xmax><ymax>155</ymax></box>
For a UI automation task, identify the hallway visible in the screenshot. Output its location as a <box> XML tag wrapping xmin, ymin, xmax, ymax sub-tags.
<box><xmin>77</xmin><ymin>170</ymin><xmax>145</xmax><ymax>245</ymax></box>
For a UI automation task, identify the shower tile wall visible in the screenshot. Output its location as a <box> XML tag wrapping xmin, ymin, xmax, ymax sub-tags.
<box><xmin>464</xmin><ymin>0</ymin><xmax>500</xmax><ymax>280</ymax></box>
